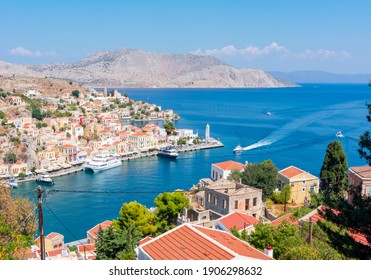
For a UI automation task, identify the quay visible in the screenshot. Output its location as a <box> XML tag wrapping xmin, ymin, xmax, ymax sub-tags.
<box><xmin>10</xmin><ymin>140</ymin><xmax>224</xmax><ymax>184</ymax></box>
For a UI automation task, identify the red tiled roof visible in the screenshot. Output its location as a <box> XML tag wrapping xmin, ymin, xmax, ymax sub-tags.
<box><xmin>131</xmin><ymin>132</ymin><xmax>150</xmax><ymax>137</ymax></box>
<box><xmin>46</xmin><ymin>232</ymin><xmax>63</xmax><ymax>239</ymax></box>
<box><xmin>271</xmin><ymin>213</ymin><xmax>298</xmax><ymax>226</ymax></box>
<box><xmin>349</xmin><ymin>165</ymin><xmax>371</xmax><ymax>179</ymax></box>
<box><xmin>61</xmin><ymin>144</ymin><xmax>75</xmax><ymax>149</ymax></box>
<box><xmin>77</xmin><ymin>244</ymin><xmax>95</xmax><ymax>253</ymax></box>
<box><xmin>139</xmin><ymin>224</ymin><xmax>271</xmax><ymax>260</ymax></box>
<box><xmin>219</xmin><ymin>212</ymin><xmax>259</xmax><ymax>231</ymax></box>
<box><xmin>213</xmin><ymin>160</ymin><xmax>245</xmax><ymax>171</ymax></box>
<box><xmin>279</xmin><ymin>166</ymin><xmax>305</xmax><ymax>179</ymax></box>
<box><xmin>195</xmin><ymin>226</ymin><xmax>271</xmax><ymax>260</ymax></box>
<box><xmin>87</xmin><ymin>220</ymin><xmax>112</xmax><ymax>240</ymax></box>
<box><xmin>138</xmin><ymin>236</ymin><xmax>153</xmax><ymax>246</ymax></box>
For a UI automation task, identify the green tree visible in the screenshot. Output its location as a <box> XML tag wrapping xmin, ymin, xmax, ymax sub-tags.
<box><xmin>72</xmin><ymin>90</ymin><xmax>80</xmax><ymax>98</ymax></box>
<box><xmin>17</xmin><ymin>172</ymin><xmax>25</xmax><ymax>180</ymax></box>
<box><xmin>95</xmin><ymin>224</ymin><xmax>141</xmax><ymax>260</ymax></box>
<box><xmin>0</xmin><ymin>188</ymin><xmax>37</xmax><ymax>260</ymax></box>
<box><xmin>3</xmin><ymin>153</ymin><xmax>17</xmax><ymax>164</ymax></box>
<box><xmin>113</xmin><ymin>201</ymin><xmax>157</xmax><ymax>236</ymax></box>
<box><xmin>154</xmin><ymin>191</ymin><xmax>189</xmax><ymax>232</ymax></box>
<box><xmin>319</xmin><ymin>141</ymin><xmax>348</xmax><ymax>195</ymax></box>
<box><xmin>241</xmin><ymin>160</ymin><xmax>278</xmax><ymax>200</ymax></box>
<box><xmin>227</xmin><ymin>169</ymin><xmax>242</xmax><ymax>182</ymax></box>
<box><xmin>163</xmin><ymin>121</ymin><xmax>175</xmax><ymax>135</ymax></box>
<box><xmin>0</xmin><ymin>110</ymin><xmax>5</xmax><ymax>119</ymax></box>
<box><xmin>32</xmin><ymin>108</ymin><xmax>44</xmax><ymax>121</ymax></box>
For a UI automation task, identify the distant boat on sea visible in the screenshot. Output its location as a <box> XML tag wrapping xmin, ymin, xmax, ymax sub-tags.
<box><xmin>336</xmin><ymin>131</ymin><xmax>344</xmax><ymax>138</ymax></box>
<box><xmin>266</xmin><ymin>112</ymin><xmax>271</xmax><ymax>116</ymax></box>
<box><xmin>233</xmin><ymin>145</ymin><xmax>244</xmax><ymax>153</ymax></box>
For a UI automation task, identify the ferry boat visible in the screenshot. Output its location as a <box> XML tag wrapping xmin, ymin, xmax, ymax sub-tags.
<box><xmin>36</xmin><ymin>174</ymin><xmax>55</xmax><ymax>184</ymax></box>
<box><xmin>157</xmin><ymin>147</ymin><xmax>178</xmax><ymax>159</ymax></box>
<box><xmin>233</xmin><ymin>145</ymin><xmax>244</xmax><ymax>153</ymax></box>
<box><xmin>83</xmin><ymin>154</ymin><xmax>122</xmax><ymax>173</ymax></box>
<box><xmin>336</xmin><ymin>131</ymin><xmax>344</xmax><ymax>138</ymax></box>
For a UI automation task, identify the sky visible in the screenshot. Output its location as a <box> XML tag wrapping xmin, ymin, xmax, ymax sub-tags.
<box><xmin>1</xmin><ymin>0</ymin><xmax>370</xmax><ymax>74</ymax></box>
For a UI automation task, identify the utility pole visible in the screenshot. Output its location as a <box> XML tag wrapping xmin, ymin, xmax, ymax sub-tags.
<box><xmin>283</xmin><ymin>191</ymin><xmax>287</xmax><ymax>212</ymax></box>
<box><xmin>37</xmin><ymin>186</ymin><xmax>45</xmax><ymax>260</ymax></box>
<box><xmin>308</xmin><ymin>216</ymin><xmax>313</xmax><ymax>244</ymax></box>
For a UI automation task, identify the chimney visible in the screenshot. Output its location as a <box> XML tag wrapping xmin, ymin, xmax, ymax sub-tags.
<box><xmin>264</xmin><ymin>244</ymin><xmax>273</xmax><ymax>258</ymax></box>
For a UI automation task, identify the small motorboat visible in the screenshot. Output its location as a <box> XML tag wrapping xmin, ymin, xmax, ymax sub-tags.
<box><xmin>36</xmin><ymin>174</ymin><xmax>55</xmax><ymax>184</ymax></box>
<box><xmin>6</xmin><ymin>179</ymin><xmax>18</xmax><ymax>188</ymax></box>
<box><xmin>233</xmin><ymin>145</ymin><xmax>244</xmax><ymax>153</ymax></box>
<box><xmin>336</xmin><ymin>131</ymin><xmax>344</xmax><ymax>138</ymax></box>
<box><xmin>266</xmin><ymin>112</ymin><xmax>271</xmax><ymax>116</ymax></box>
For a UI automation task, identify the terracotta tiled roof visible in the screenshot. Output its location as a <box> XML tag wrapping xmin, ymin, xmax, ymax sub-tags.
<box><xmin>279</xmin><ymin>166</ymin><xmax>305</xmax><ymax>179</ymax></box>
<box><xmin>131</xmin><ymin>132</ymin><xmax>150</xmax><ymax>137</ymax></box>
<box><xmin>301</xmin><ymin>207</ymin><xmax>370</xmax><ymax>247</ymax></box>
<box><xmin>213</xmin><ymin>160</ymin><xmax>245</xmax><ymax>171</ymax></box>
<box><xmin>87</xmin><ymin>220</ymin><xmax>112</xmax><ymax>240</ymax></box>
<box><xmin>46</xmin><ymin>232</ymin><xmax>63</xmax><ymax>239</ymax></box>
<box><xmin>61</xmin><ymin>144</ymin><xmax>75</xmax><ymax>149</ymax></box>
<box><xmin>219</xmin><ymin>212</ymin><xmax>259</xmax><ymax>231</ymax></box>
<box><xmin>139</xmin><ymin>224</ymin><xmax>271</xmax><ymax>260</ymax></box>
<box><xmin>271</xmin><ymin>213</ymin><xmax>298</xmax><ymax>226</ymax></box>
<box><xmin>138</xmin><ymin>236</ymin><xmax>153</xmax><ymax>246</ymax></box>
<box><xmin>77</xmin><ymin>244</ymin><xmax>95</xmax><ymax>253</ymax></box>
<box><xmin>195</xmin><ymin>226</ymin><xmax>271</xmax><ymax>260</ymax></box>
<box><xmin>349</xmin><ymin>165</ymin><xmax>371</xmax><ymax>179</ymax></box>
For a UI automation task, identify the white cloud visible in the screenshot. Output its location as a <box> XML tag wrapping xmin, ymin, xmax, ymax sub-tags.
<box><xmin>9</xmin><ymin>46</ymin><xmax>57</xmax><ymax>57</ymax></box>
<box><xmin>192</xmin><ymin>42</ymin><xmax>289</xmax><ymax>60</ymax></box>
<box><xmin>192</xmin><ymin>43</ymin><xmax>350</xmax><ymax>61</ymax></box>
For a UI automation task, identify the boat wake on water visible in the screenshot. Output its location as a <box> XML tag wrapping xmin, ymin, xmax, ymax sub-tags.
<box><xmin>239</xmin><ymin>108</ymin><xmax>341</xmax><ymax>152</ymax></box>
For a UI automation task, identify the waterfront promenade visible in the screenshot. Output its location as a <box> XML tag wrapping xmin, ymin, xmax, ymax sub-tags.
<box><xmin>10</xmin><ymin>140</ymin><xmax>224</xmax><ymax>184</ymax></box>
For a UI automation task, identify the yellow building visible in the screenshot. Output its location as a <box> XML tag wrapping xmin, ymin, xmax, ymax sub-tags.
<box><xmin>278</xmin><ymin>166</ymin><xmax>319</xmax><ymax>204</ymax></box>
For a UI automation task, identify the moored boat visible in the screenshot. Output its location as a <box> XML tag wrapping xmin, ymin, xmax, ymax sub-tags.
<box><xmin>6</xmin><ymin>178</ymin><xmax>18</xmax><ymax>188</ymax></box>
<box><xmin>83</xmin><ymin>154</ymin><xmax>122</xmax><ymax>173</ymax></box>
<box><xmin>157</xmin><ymin>147</ymin><xmax>178</xmax><ymax>159</ymax></box>
<box><xmin>36</xmin><ymin>174</ymin><xmax>55</xmax><ymax>184</ymax></box>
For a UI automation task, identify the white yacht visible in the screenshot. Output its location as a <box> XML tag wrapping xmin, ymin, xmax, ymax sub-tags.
<box><xmin>36</xmin><ymin>174</ymin><xmax>55</xmax><ymax>184</ymax></box>
<box><xmin>336</xmin><ymin>131</ymin><xmax>344</xmax><ymax>138</ymax></box>
<box><xmin>83</xmin><ymin>154</ymin><xmax>122</xmax><ymax>173</ymax></box>
<box><xmin>233</xmin><ymin>145</ymin><xmax>244</xmax><ymax>153</ymax></box>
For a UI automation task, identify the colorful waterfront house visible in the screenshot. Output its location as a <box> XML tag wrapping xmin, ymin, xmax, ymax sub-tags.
<box><xmin>128</xmin><ymin>132</ymin><xmax>154</xmax><ymax>151</ymax></box>
<box><xmin>135</xmin><ymin>223</ymin><xmax>272</xmax><ymax>260</ymax></box>
<box><xmin>59</xmin><ymin>144</ymin><xmax>77</xmax><ymax>162</ymax></box>
<box><xmin>35</xmin><ymin>232</ymin><xmax>64</xmax><ymax>252</ymax></box>
<box><xmin>204</xmin><ymin>179</ymin><xmax>263</xmax><ymax>218</ymax></box>
<box><xmin>278</xmin><ymin>166</ymin><xmax>319</xmax><ymax>205</ymax></box>
<box><xmin>348</xmin><ymin>165</ymin><xmax>371</xmax><ymax>204</ymax></box>
<box><xmin>86</xmin><ymin>220</ymin><xmax>112</xmax><ymax>244</ymax></box>
<box><xmin>211</xmin><ymin>160</ymin><xmax>246</xmax><ymax>181</ymax></box>
<box><xmin>9</xmin><ymin>161</ymin><xmax>28</xmax><ymax>177</ymax></box>
<box><xmin>216</xmin><ymin>211</ymin><xmax>260</xmax><ymax>235</ymax></box>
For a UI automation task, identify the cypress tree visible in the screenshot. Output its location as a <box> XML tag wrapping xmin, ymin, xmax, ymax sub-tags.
<box><xmin>319</xmin><ymin>141</ymin><xmax>348</xmax><ymax>194</ymax></box>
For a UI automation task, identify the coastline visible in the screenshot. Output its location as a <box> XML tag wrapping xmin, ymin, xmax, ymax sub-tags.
<box><xmin>14</xmin><ymin>140</ymin><xmax>224</xmax><ymax>184</ymax></box>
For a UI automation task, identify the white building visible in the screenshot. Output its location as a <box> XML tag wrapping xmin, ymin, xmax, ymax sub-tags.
<box><xmin>211</xmin><ymin>160</ymin><xmax>246</xmax><ymax>181</ymax></box>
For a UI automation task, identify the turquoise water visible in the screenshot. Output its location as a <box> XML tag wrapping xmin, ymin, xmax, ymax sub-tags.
<box><xmin>14</xmin><ymin>84</ymin><xmax>371</xmax><ymax>242</ymax></box>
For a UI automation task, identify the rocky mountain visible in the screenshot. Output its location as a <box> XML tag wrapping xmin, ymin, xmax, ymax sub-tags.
<box><xmin>25</xmin><ymin>49</ymin><xmax>294</xmax><ymax>88</ymax></box>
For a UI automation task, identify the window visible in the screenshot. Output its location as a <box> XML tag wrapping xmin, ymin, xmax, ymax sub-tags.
<box><xmin>310</xmin><ymin>185</ymin><xmax>315</xmax><ymax>191</ymax></box>
<box><xmin>302</xmin><ymin>187</ymin><xmax>306</xmax><ymax>192</ymax></box>
<box><xmin>366</xmin><ymin>187</ymin><xmax>371</xmax><ymax>196</ymax></box>
<box><xmin>214</xmin><ymin>196</ymin><xmax>218</xmax><ymax>205</ymax></box>
<box><xmin>234</xmin><ymin>200</ymin><xmax>238</xmax><ymax>209</ymax></box>
<box><xmin>253</xmin><ymin>197</ymin><xmax>257</xmax><ymax>206</ymax></box>
<box><xmin>207</xmin><ymin>193</ymin><xmax>211</xmax><ymax>202</ymax></box>
<box><xmin>223</xmin><ymin>199</ymin><xmax>227</xmax><ymax>209</ymax></box>
<box><xmin>245</xmin><ymin>199</ymin><xmax>250</xmax><ymax>210</ymax></box>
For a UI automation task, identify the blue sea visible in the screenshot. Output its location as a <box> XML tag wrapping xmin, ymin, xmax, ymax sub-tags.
<box><xmin>13</xmin><ymin>84</ymin><xmax>371</xmax><ymax>242</ymax></box>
